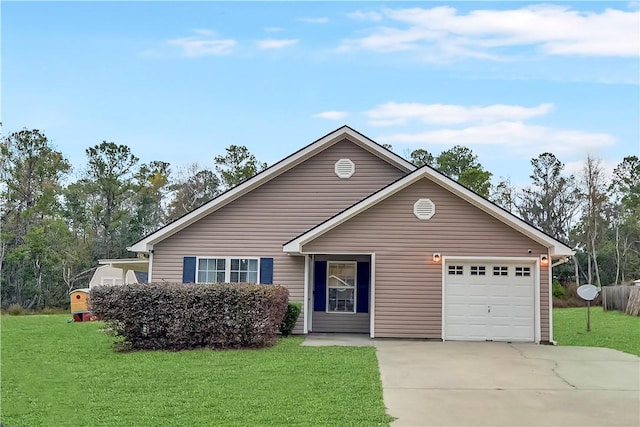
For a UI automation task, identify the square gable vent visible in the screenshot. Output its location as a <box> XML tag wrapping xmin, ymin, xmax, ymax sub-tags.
<box><xmin>334</xmin><ymin>158</ymin><xmax>355</xmax><ymax>179</ymax></box>
<box><xmin>414</xmin><ymin>198</ymin><xmax>436</xmax><ymax>220</ymax></box>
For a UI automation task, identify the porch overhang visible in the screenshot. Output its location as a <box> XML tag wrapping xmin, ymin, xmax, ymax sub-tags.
<box><xmin>98</xmin><ymin>258</ymin><xmax>149</xmax><ymax>272</ymax></box>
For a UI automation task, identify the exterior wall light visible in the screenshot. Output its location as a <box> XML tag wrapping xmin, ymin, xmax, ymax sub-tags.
<box><xmin>540</xmin><ymin>254</ymin><xmax>549</xmax><ymax>266</ymax></box>
<box><xmin>433</xmin><ymin>253</ymin><xmax>441</xmax><ymax>263</ymax></box>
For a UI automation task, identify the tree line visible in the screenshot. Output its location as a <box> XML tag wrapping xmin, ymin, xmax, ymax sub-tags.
<box><xmin>1</xmin><ymin>128</ymin><xmax>266</xmax><ymax>309</ymax></box>
<box><xmin>1</xmin><ymin>128</ymin><xmax>638</xmax><ymax>309</ymax></box>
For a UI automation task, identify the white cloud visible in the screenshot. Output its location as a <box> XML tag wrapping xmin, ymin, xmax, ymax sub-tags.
<box><xmin>192</xmin><ymin>29</ymin><xmax>215</xmax><ymax>36</ymax></box>
<box><xmin>299</xmin><ymin>17</ymin><xmax>329</xmax><ymax>24</ymax></box>
<box><xmin>265</xmin><ymin>27</ymin><xmax>284</xmax><ymax>33</ymax></box>
<box><xmin>313</xmin><ymin>111</ymin><xmax>349</xmax><ymax>120</ymax></box>
<box><xmin>257</xmin><ymin>39</ymin><xmax>299</xmax><ymax>49</ymax></box>
<box><xmin>168</xmin><ymin>31</ymin><xmax>236</xmax><ymax>57</ymax></box>
<box><xmin>339</xmin><ymin>5</ymin><xmax>639</xmax><ymax>60</ymax></box>
<box><xmin>366</xmin><ymin>102</ymin><xmax>554</xmax><ymax>126</ymax></box>
<box><xmin>347</xmin><ymin>11</ymin><xmax>383</xmax><ymax>22</ymax></box>
<box><xmin>377</xmin><ymin>121</ymin><xmax>616</xmax><ymax>157</ymax></box>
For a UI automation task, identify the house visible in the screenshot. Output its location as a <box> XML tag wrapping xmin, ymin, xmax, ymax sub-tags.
<box><xmin>127</xmin><ymin>126</ymin><xmax>573</xmax><ymax>343</ymax></box>
<box><xmin>88</xmin><ymin>262</ymin><xmax>149</xmax><ymax>289</ymax></box>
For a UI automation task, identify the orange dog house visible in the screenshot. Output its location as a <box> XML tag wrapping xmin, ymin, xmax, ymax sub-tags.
<box><xmin>70</xmin><ymin>288</ymin><xmax>94</xmax><ymax>321</ymax></box>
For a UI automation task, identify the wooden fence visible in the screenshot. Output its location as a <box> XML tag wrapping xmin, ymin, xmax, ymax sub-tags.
<box><xmin>602</xmin><ymin>285</ymin><xmax>640</xmax><ymax>316</ymax></box>
<box><xmin>626</xmin><ymin>287</ymin><xmax>640</xmax><ymax>316</ymax></box>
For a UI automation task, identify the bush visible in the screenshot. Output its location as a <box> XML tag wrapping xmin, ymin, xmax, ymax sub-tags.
<box><xmin>89</xmin><ymin>283</ymin><xmax>289</xmax><ymax>351</ymax></box>
<box><xmin>552</xmin><ymin>280</ymin><xmax>565</xmax><ymax>298</ymax></box>
<box><xmin>279</xmin><ymin>302</ymin><xmax>302</xmax><ymax>337</ymax></box>
<box><xmin>552</xmin><ymin>282</ymin><xmax>602</xmax><ymax>308</ymax></box>
<box><xmin>5</xmin><ymin>304</ymin><xmax>25</xmax><ymax>316</ymax></box>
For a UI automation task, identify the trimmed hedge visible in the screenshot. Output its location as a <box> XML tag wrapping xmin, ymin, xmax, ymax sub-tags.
<box><xmin>279</xmin><ymin>302</ymin><xmax>302</xmax><ymax>337</ymax></box>
<box><xmin>89</xmin><ymin>282</ymin><xmax>289</xmax><ymax>351</ymax></box>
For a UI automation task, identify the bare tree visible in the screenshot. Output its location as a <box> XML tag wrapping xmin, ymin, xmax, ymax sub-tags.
<box><xmin>579</xmin><ymin>156</ymin><xmax>608</xmax><ymax>286</ymax></box>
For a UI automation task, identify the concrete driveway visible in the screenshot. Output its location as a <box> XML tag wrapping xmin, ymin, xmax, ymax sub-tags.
<box><xmin>303</xmin><ymin>335</ymin><xmax>640</xmax><ymax>426</ymax></box>
<box><xmin>375</xmin><ymin>340</ymin><xmax>640</xmax><ymax>427</ymax></box>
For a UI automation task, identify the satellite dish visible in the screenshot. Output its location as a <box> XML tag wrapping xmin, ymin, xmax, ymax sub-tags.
<box><xmin>577</xmin><ymin>284</ymin><xmax>599</xmax><ymax>301</ymax></box>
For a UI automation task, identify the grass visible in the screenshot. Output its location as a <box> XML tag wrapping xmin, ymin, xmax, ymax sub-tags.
<box><xmin>553</xmin><ymin>307</ymin><xmax>640</xmax><ymax>356</ymax></box>
<box><xmin>1</xmin><ymin>315</ymin><xmax>392</xmax><ymax>426</ymax></box>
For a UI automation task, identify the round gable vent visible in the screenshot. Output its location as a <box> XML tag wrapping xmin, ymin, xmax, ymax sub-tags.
<box><xmin>334</xmin><ymin>158</ymin><xmax>355</xmax><ymax>179</ymax></box>
<box><xmin>414</xmin><ymin>198</ymin><xmax>436</xmax><ymax>220</ymax></box>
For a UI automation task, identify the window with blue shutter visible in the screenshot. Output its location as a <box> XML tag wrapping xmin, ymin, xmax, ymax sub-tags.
<box><xmin>182</xmin><ymin>256</ymin><xmax>196</xmax><ymax>283</ymax></box>
<box><xmin>313</xmin><ymin>261</ymin><xmax>327</xmax><ymax>311</ymax></box>
<box><xmin>356</xmin><ymin>262</ymin><xmax>370</xmax><ymax>313</ymax></box>
<box><xmin>259</xmin><ymin>258</ymin><xmax>273</xmax><ymax>284</ymax></box>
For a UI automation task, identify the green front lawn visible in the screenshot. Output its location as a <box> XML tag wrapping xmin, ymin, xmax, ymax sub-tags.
<box><xmin>1</xmin><ymin>315</ymin><xmax>392</xmax><ymax>426</ymax></box>
<box><xmin>553</xmin><ymin>307</ymin><xmax>640</xmax><ymax>356</ymax></box>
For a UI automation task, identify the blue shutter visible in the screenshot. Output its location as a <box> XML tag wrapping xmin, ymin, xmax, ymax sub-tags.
<box><xmin>259</xmin><ymin>258</ymin><xmax>274</xmax><ymax>284</ymax></box>
<box><xmin>182</xmin><ymin>257</ymin><xmax>196</xmax><ymax>283</ymax></box>
<box><xmin>314</xmin><ymin>261</ymin><xmax>327</xmax><ymax>311</ymax></box>
<box><xmin>356</xmin><ymin>262</ymin><xmax>370</xmax><ymax>313</ymax></box>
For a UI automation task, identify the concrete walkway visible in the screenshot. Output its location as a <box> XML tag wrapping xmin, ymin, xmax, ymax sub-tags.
<box><xmin>303</xmin><ymin>335</ymin><xmax>640</xmax><ymax>427</ymax></box>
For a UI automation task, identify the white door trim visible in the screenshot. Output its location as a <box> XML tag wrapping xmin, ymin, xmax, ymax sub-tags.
<box><xmin>370</xmin><ymin>253</ymin><xmax>376</xmax><ymax>339</ymax></box>
<box><xmin>303</xmin><ymin>254</ymin><xmax>310</xmax><ymax>334</ymax></box>
<box><xmin>306</xmin><ymin>253</ymin><xmax>374</xmax><ymax>336</ymax></box>
<box><xmin>442</xmin><ymin>256</ymin><xmax>540</xmax><ymax>343</ymax></box>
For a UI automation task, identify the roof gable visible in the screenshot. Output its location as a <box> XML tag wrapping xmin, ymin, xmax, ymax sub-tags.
<box><xmin>128</xmin><ymin>126</ymin><xmax>415</xmax><ymax>252</ymax></box>
<box><xmin>283</xmin><ymin>166</ymin><xmax>574</xmax><ymax>257</ymax></box>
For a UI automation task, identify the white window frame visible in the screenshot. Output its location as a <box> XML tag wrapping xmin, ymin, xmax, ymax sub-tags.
<box><xmin>448</xmin><ymin>265</ymin><xmax>464</xmax><ymax>275</ymax></box>
<box><xmin>195</xmin><ymin>256</ymin><xmax>260</xmax><ymax>284</ymax></box>
<box><xmin>470</xmin><ymin>265</ymin><xmax>486</xmax><ymax>276</ymax></box>
<box><xmin>326</xmin><ymin>261</ymin><xmax>357</xmax><ymax>314</ymax></box>
<box><xmin>493</xmin><ymin>266</ymin><xmax>509</xmax><ymax>276</ymax></box>
<box><xmin>197</xmin><ymin>258</ymin><xmax>227</xmax><ymax>283</ymax></box>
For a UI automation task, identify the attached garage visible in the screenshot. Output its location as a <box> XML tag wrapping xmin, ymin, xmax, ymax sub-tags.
<box><xmin>444</xmin><ymin>259</ymin><xmax>537</xmax><ymax>342</ymax></box>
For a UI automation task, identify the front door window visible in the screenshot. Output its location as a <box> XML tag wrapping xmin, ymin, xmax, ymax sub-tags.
<box><xmin>327</xmin><ymin>262</ymin><xmax>356</xmax><ymax>313</ymax></box>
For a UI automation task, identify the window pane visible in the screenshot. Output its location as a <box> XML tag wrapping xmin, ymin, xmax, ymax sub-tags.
<box><xmin>328</xmin><ymin>288</ymin><xmax>354</xmax><ymax>312</ymax></box>
<box><xmin>198</xmin><ymin>258</ymin><xmax>225</xmax><ymax>283</ymax></box>
<box><xmin>229</xmin><ymin>258</ymin><xmax>258</xmax><ymax>284</ymax></box>
<box><xmin>247</xmin><ymin>271</ymin><xmax>258</xmax><ymax>283</ymax></box>
<box><xmin>328</xmin><ymin>263</ymin><xmax>355</xmax><ymax>286</ymax></box>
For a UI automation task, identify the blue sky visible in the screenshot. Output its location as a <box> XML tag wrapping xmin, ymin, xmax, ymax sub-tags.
<box><xmin>3</xmin><ymin>1</ymin><xmax>639</xmax><ymax>186</ymax></box>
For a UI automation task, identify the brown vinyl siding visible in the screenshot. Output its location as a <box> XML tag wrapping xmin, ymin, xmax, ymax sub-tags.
<box><xmin>303</xmin><ymin>177</ymin><xmax>550</xmax><ymax>341</ymax></box>
<box><xmin>312</xmin><ymin>313</ymin><xmax>370</xmax><ymax>333</ymax></box>
<box><xmin>151</xmin><ymin>138</ymin><xmax>406</xmax><ymax>332</ymax></box>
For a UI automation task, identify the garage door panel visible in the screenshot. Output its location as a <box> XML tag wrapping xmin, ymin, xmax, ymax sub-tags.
<box><xmin>447</xmin><ymin>324</ymin><xmax>487</xmax><ymax>341</ymax></box>
<box><xmin>445</xmin><ymin>260</ymin><xmax>535</xmax><ymax>342</ymax></box>
<box><xmin>469</xmin><ymin>289</ymin><xmax>488</xmax><ymax>298</ymax></box>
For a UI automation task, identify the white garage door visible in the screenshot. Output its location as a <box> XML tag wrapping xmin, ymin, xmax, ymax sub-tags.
<box><xmin>445</xmin><ymin>261</ymin><xmax>535</xmax><ymax>342</ymax></box>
